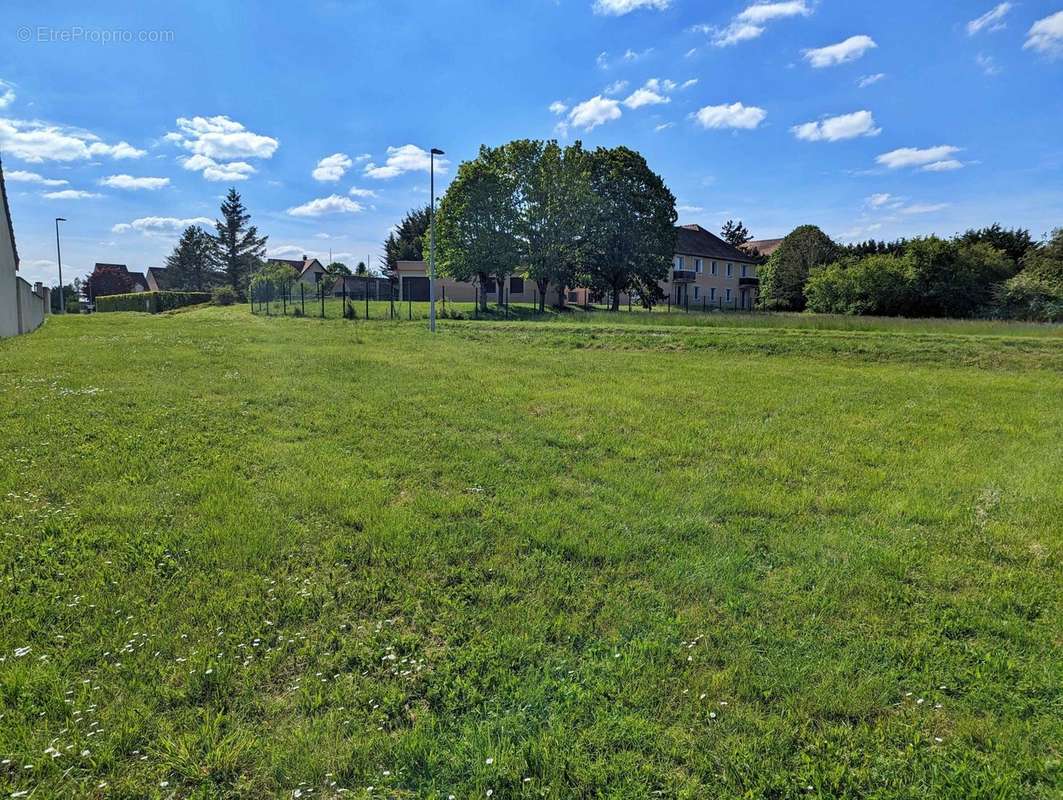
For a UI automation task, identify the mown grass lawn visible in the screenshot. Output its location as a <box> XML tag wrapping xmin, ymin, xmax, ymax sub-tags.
<box><xmin>1</xmin><ymin>308</ymin><xmax>1060</xmax><ymax>799</ymax></box>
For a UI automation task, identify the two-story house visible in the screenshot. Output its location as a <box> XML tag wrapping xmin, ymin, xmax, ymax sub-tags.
<box><xmin>662</xmin><ymin>225</ymin><xmax>760</xmax><ymax>310</ymax></box>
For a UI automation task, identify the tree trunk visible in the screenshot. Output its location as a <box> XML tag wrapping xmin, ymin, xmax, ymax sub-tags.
<box><xmin>536</xmin><ymin>279</ymin><xmax>548</xmax><ymax>312</ymax></box>
<box><xmin>558</xmin><ymin>286</ymin><xmax>567</xmax><ymax>310</ymax></box>
<box><xmin>610</xmin><ymin>285</ymin><xmax>621</xmax><ymax>311</ymax></box>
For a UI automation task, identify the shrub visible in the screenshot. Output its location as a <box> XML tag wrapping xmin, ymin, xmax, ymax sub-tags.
<box><xmin>806</xmin><ymin>255</ymin><xmax>911</xmax><ymax>316</ymax></box>
<box><xmin>212</xmin><ymin>286</ymin><xmax>238</xmax><ymax>306</ymax></box>
<box><xmin>96</xmin><ymin>291</ymin><xmax>212</xmax><ymax>313</ymax></box>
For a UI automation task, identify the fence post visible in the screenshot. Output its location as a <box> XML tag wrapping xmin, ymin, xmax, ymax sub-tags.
<box><xmin>390</xmin><ymin>285</ymin><xmax>395</xmax><ymax>320</ymax></box>
<box><xmin>320</xmin><ymin>283</ymin><xmax>325</xmax><ymax>318</ymax></box>
<box><xmin>342</xmin><ymin>279</ymin><xmax>347</xmax><ymax>318</ymax></box>
<box><xmin>408</xmin><ymin>295</ymin><xmax>412</xmax><ymax>321</ymax></box>
<box><xmin>282</xmin><ymin>283</ymin><xmax>287</xmax><ymax>315</ymax></box>
<box><xmin>442</xmin><ymin>285</ymin><xmax>446</xmax><ymax>316</ymax></box>
<box><xmin>365</xmin><ymin>274</ymin><xmax>369</xmax><ymax>320</ymax></box>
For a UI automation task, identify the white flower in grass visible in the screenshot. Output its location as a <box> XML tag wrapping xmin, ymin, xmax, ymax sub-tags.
<box><xmin>485</xmin><ymin>757</ymin><xmax>494</xmax><ymax>764</ymax></box>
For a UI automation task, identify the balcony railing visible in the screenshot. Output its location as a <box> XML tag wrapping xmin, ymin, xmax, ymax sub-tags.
<box><xmin>739</xmin><ymin>277</ymin><xmax>760</xmax><ymax>287</ymax></box>
<box><xmin>672</xmin><ymin>269</ymin><xmax>697</xmax><ymax>283</ymax></box>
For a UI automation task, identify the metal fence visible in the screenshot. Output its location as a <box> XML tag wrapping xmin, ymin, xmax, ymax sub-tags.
<box><xmin>248</xmin><ymin>279</ymin><xmax>757</xmax><ymax>321</ymax></box>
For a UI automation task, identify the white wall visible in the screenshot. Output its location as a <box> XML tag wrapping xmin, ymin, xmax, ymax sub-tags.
<box><xmin>0</xmin><ymin>184</ymin><xmax>18</xmax><ymax>337</ymax></box>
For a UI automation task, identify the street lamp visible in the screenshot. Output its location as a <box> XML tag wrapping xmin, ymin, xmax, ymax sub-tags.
<box><xmin>55</xmin><ymin>218</ymin><xmax>67</xmax><ymax>313</ymax></box>
<box><xmin>429</xmin><ymin>147</ymin><xmax>444</xmax><ymax>333</ymax></box>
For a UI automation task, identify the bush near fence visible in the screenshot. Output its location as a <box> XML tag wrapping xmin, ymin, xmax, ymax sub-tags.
<box><xmin>96</xmin><ymin>291</ymin><xmax>212</xmax><ymax>313</ymax></box>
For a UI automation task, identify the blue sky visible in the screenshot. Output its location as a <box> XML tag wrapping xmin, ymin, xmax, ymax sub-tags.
<box><xmin>2</xmin><ymin>0</ymin><xmax>1062</xmax><ymax>288</ymax></box>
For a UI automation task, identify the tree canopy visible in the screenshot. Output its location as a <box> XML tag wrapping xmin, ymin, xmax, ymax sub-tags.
<box><xmin>382</xmin><ymin>207</ymin><xmax>430</xmax><ymax>275</ymax></box>
<box><xmin>721</xmin><ymin>219</ymin><xmax>752</xmax><ymax>248</ymax></box>
<box><xmin>165</xmin><ymin>225</ymin><xmax>220</xmax><ymax>292</ymax></box>
<box><xmin>758</xmin><ymin>225</ymin><xmax>839</xmax><ymax>311</ymax></box>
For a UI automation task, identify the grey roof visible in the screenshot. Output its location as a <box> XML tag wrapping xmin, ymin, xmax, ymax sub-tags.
<box><xmin>676</xmin><ymin>225</ymin><xmax>757</xmax><ymax>263</ymax></box>
<box><xmin>0</xmin><ymin>155</ymin><xmax>18</xmax><ymax>270</ymax></box>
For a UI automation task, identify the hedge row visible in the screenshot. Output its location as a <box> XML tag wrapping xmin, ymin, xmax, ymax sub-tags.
<box><xmin>96</xmin><ymin>291</ymin><xmax>212</xmax><ymax>314</ymax></box>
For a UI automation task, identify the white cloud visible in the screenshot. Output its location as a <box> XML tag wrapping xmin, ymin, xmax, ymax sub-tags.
<box><xmin>596</xmin><ymin>51</ymin><xmax>610</xmax><ymax>69</ymax></box>
<box><xmin>5</xmin><ymin>169</ymin><xmax>68</xmax><ymax>186</ymax></box>
<box><xmin>713</xmin><ymin>23</ymin><xmax>765</xmax><ymax>46</ymax></box>
<box><xmin>900</xmin><ymin>203</ymin><xmax>950</xmax><ymax>215</ymax></box>
<box><xmin>737</xmin><ymin>1</ymin><xmax>811</xmax><ymax>24</ymax></box>
<box><xmin>0</xmin><ymin>80</ymin><xmax>15</xmax><ymax>109</ymax></box>
<box><xmin>568</xmin><ymin>96</ymin><xmax>623</xmax><ymax>131</ymax></box>
<box><xmin>876</xmin><ymin>145</ymin><xmax>961</xmax><ymax>169</ymax></box>
<box><xmin>803</xmin><ymin>35</ymin><xmax>877</xmax><ymax>67</ymax></box>
<box><xmin>602</xmin><ymin>81</ymin><xmax>629</xmax><ymax>96</ymax></box>
<box><xmin>99</xmin><ymin>174</ymin><xmax>170</xmax><ymax>190</ymax></box>
<box><xmin>181</xmin><ymin>153</ymin><xmax>256</xmax><ymax>181</ymax></box>
<box><xmin>1024</xmin><ymin>11</ymin><xmax>1063</xmax><ymax>58</ymax></box>
<box><xmin>623</xmin><ymin>87</ymin><xmax>669</xmax><ymax>109</ymax></box>
<box><xmin>364</xmin><ymin>144</ymin><xmax>448</xmax><ymax>179</ymax></box>
<box><xmin>677</xmin><ymin>204</ymin><xmax>705</xmax><ymax>214</ymax></box>
<box><xmin>167</xmin><ymin>115</ymin><xmax>278</xmax><ymax>160</ymax></box>
<box><xmin>693</xmin><ymin>102</ymin><xmax>767</xmax><ymax>130</ymax></box>
<box><xmin>0</xmin><ymin>118</ymin><xmax>144</xmax><ymax>162</ymax></box>
<box><xmin>623</xmin><ymin>48</ymin><xmax>654</xmax><ymax>63</ymax></box>
<box><xmin>866</xmin><ymin>193</ymin><xmax>895</xmax><ymax>208</ymax></box>
<box><xmin>42</xmin><ymin>189</ymin><xmax>101</xmax><ymax>200</ymax></box>
<box><xmin>348</xmin><ymin>186</ymin><xmax>378</xmax><ymax>198</ymax></box>
<box><xmin>593</xmin><ymin>0</ymin><xmax>670</xmax><ymax>16</ymax></box>
<box><xmin>312</xmin><ymin>153</ymin><xmax>353</xmax><ymax>182</ymax></box>
<box><xmin>706</xmin><ymin>1</ymin><xmax>810</xmax><ymax>47</ymax></box>
<box><xmin>166</xmin><ymin>115</ymin><xmax>276</xmax><ymax>180</ymax></box>
<box><xmin>679</xmin><ymin>78</ymin><xmax>699</xmax><ymax>89</ymax></box>
<box><xmin>287</xmin><ymin>194</ymin><xmax>365</xmax><ymax>217</ymax></box>
<box><xmin>655</xmin><ymin>122</ymin><xmax>675</xmax><ymax>132</ymax></box>
<box><xmin>921</xmin><ymin>159</ymin><xmax>965</xmax><ymax>172</ymax></box>
<box><xmin>549</xmin><ymin>100</ymin><xmax>570</xmax><ymax>114</ymax></box>
<box><xmin>976</xmin><ymin>53</ymin><xmax>1001</xmax><ymax>75</ymax></box>
<box><xmin>967</xmin><ymin>3</ymin><xmax>1012</xmax><ymax>35</ymax></box>
<box><xmin>857</xmin><ymin>73</ymin><xmax>886</xmax><ymax>88</ymax></box>
<box><xmin>112</xmin><ymin>216</ymin><xmax>213</xmax><ymax>234</ymax></box>
<box><xmin>792</xmin><ymin>110</ymin><xmax>881</xmax><ymax>142</ymax></box>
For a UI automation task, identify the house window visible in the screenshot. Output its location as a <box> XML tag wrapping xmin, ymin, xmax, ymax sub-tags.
<box><xmin>568</xmin><ymin>291</ymin><xmax>579</xmax><ymax>302</ymax></box>
<box><xmin>693</xmin><ymin>286</ymin><xmax>700</xmax><ymax>300</ymax></box>
<box><xmin>695</xmin><ymin>258</ymin><xmax>703</xmax><ymax>273</ymax></box>
<box><xmin>726</xmin><ymin>263</ymin><xmax>733</xmax><ymax>278</ymax></box>
<box><xmin>674</xmin><ymin>255</ymin><xmax>685</xmax><ymax>270</ymax></box>
<box><xmin>725</xmin><ymin>288</ymin><xmax>732</xmax><ymax>301</ymax></box>
<box><xmin>711</xmin><ymin>261</ymin><xmax>718</xmax><ymax>276</ymax></box>
<box><xmin>510</xmin><ymin>276</ymin><xmax>525</xmax><ymax>294</ymax></box>
<box><xmin>710</xmin><ymin>287</ymin><xmax>716</xmax><ymax>300</ymax></box>
<box><xmin>741</xmin><ymin>264</ymin><xmax>748</xmax><ymax>278</ymax></box>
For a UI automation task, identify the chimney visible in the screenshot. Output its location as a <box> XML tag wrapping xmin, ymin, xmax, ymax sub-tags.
<box><xmin>302</xmin><ymin>254</ymin><xmax>307</xmax><ymax>262</ymax></box>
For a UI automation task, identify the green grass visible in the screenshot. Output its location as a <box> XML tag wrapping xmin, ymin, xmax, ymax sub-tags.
<box><xmin>1</xmin><ymin>308</ymin><xmax>1061</xmax><ymax>799</ymax></box>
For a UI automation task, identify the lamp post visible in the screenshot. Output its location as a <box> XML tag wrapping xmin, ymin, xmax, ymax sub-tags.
<box><xmin>55</xmin><ymin>217</ymin><xmax>67</xmax><ymax>313</ymax></box>
<box><xmin>429</xmin><ymin>147</ymin><xmax>444</xmax><ymax>333</ymax></box>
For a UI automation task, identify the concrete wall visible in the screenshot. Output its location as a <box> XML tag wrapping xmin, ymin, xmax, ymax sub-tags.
<box><xmin>0</xmin><ymin>183</ymin><xmax>18</xmax><ymax>337</ymax></box>
<box><xmin>12</xmin><ymin>278</ymin><xmax>49</xmax><ymax>335</ymax></box>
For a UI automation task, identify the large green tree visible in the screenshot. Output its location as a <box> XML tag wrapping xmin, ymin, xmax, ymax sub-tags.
<box><xmin>436</xmin><ymin>147</ymin><xmax>521</xmax><ymax>310</ymax></box>
<box><xmin>958</xmin><ymin>224</ymin><xmax>1035</xmax><ymax>266</ymax></box>
<box><xmin>165</xmin><ymin>225</ymin><xmax>220</xmax><ymax>291</ymax></box>
<box><xmin>904</xmin><ymin>237</ymin><xmax>1013</xmax><ymax>317</ymax></box>
<box><xmin>995</xmin><ymin>228</ymin><xmax>1063</xmax><ymax>321</ymax></box>
<box><xmin>212</xmin><ymin>188</ymin><xmax>268</xmax><ymax>295</ymax></box>
<box><xmin>502</xmin><ymin>139</ymin><xmax>593</xmax><ymax>311</ymax></box>
<box><xmin>585</xmin><ymin>146</ymin><xmax>676</xmax><ymax>310</ymax></box>
<box><xmin>758</xmin><ymin>225</ymin><xmax>839</xmax><ymax>311</ymax></box>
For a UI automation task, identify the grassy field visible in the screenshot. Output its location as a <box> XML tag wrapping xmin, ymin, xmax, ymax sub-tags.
<box><xmin>1</xmin><ymin>308</ymin><xmax>1061</xmax><ymax>799</ymax></box>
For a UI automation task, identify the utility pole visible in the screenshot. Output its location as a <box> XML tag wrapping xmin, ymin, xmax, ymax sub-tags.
<box><xmin>429</xmin><ymin>148</ymin><xmax>445</xmax><ymax>333</ymax></box>
<box><xmin>55</xmin><ymin>218</ymin><xmax>67</xmax><ymax>313</ymax></box>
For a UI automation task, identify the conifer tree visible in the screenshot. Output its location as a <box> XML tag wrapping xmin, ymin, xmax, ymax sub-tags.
<box><xmin>212</xmin><ymin>188</ymin><xmax>268</xmax><ymax>295</ymax></box>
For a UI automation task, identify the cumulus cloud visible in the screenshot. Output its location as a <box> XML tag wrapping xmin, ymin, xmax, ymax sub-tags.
<box><xmin>549</xmin><ymin>100</ymin><xmax>569</xmax><ymax>114</ymax></box>
<box><xmin>655</xmin><ymin>122</ymin><xmax>675</xmax><ymax>132</ymax></box>
<box><xmin>857</xmin><ymin>73</ymin><xmax>886</xmax><ymax>88</ymax></box>
<box><xmin>42</xmin><ymin>189</ymin><xmax>101</xmax><ymax>200</ymax></box>
<box><xmin>602</xmin><ymin>80</ymin><xmax>629</xmax><ymax>96</ymax></box>
<box><xmin>180</xmin><ymin>153</ymin><xmax>256</xmax><ymax>182</ymax></box>
<box><xmin>803</xmin><ymin>35</ymin><xmax>877</xmax><ymax>67</ymax></box>
<box><xmin>5</xmin><ymin>169</ymin><xmax>68</xmax><ymax>187</ymax></box>
<box><xmin>312</xmin><ymin>153</ymin><xmax>353</xmax><ymax>182</ymax></box>
<box><xmin>866</xmin><ymin>193</ymin><xmax>897</xmax><ymax>208</ymax></box>
<box><xmin>166</xmin><ymin>115</ymin><xmax>277</xmax><ymax>180</ymax></box>
<box><xmin>967</xmin><ymin>3</ymin><xmax>1012</xmax><ymax>35</ymax></box>
<box><xmin>593</xmin><ymin>0</ymin><xmax>670</xmax><ymax>16</ymax></box>
<box><xmin>0</xmin><ymin>118</ymin><xmax>144</xmax><ymax>163</ymax></box>
<box><xmin>348</xmin><ymin>186</ymin><xmax>378</xmax><ymax>198</ymax></box>
<box><xmin>0</xmin><ymin>80</ymin><xmax>15</xmax><ymax>109</ymax></box>
<box><xmin>792</xmin><ymin>110</ymin><xmax>881</xmax><ymax>142</ymax></box>
<box><xmin>623</xmin><ymin>79</ymin><xmax>672</xmax><ymax>109</ymax></box>
<box><xmin>112</xmin><ymin>216</ymin><xmax>213</xmax><ymax>234</ymax></box>
<box><xmin>364</xmin><ymin>145</ymin><xmax>448</xmax><ymax>179</ymax></box>
<box><xmin>976</xmin><ymin>53</ymin><xmax>1002</xmax><ymax>75</ymax></box>
<box><xmin>1024</xmin><ymin>11</ymin><xmax>1063</xmax><ymax>58</ymax></box>
<box><xmin>738</xmin><ymin>1</ymin><xmax>811</xmax><ymax>23</ymax></box>
<box><xmin>287</xmin><ymin>194</ymin><xmax>365</xmax><ymax>217</ymax></box>
<box><xmin>568</xmin><ymin>96</ymin><xmax>623</xmax><ymax>131</ymax></box>
<box><xmin>712</xmin><ymin>23</ymin><xmax>766</xmax><ymax>46</ymax></box>
<box><xmin>876</xmin><ymin>145</ymin><xmax>961</xmax><ymax>169</ymax></box>
<box><xmin>693</xmin><ymin>102</ymin><xmax>767</xmax><ymax>130</ymax></box>
<box><xmin>99</xmin><ymin>174</ymin><xmax>170</xmax><ymax>190</ymax></box>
